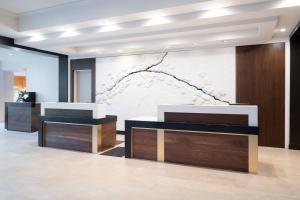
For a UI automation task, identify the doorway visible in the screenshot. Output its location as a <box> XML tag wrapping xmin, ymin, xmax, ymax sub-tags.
<box><xmin>74</xmin><ymin>70</ymin><xmax>92</xmax><ymax>103</ymax></box>
<box><xmin>70</xmin><ymin>58</ymin><xmax>96</xmax><ymax>103</ymax></box>
<box><xmin>13</xmin><ymin>72</ymin><xmax>27</xmax><ymax>101</ymax></box>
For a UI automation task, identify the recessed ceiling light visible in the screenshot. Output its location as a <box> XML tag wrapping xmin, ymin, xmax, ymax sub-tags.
<box><xmin>60</xmin><ymin>30</ymin><xmax>80</xmax><ymax>38</ymax></box>
<box><xmin>275</xmin><ymin>28</ymin><xmax>287</xmax><ymax>33</ymax></box>
<box><xmin>123</xmin><ymin>44</ymin><xmax>142</xmax><ymax>50</ymax></box>
<box><xmin>206</xmin><ymin>2</ymin><xmax>227</xmax><ymax>10</ymax></box>
<box><xmin>117</xmin><ymin>49</ymin><xmax>125</xmax><ymax>53</ymax></box>
<box><xmin>28</xmin><ymin>35</ymin><xmax>46</xmax><ymax>42</ymax></box>
<box><xmin>83</xmin><ymin>48</ymin><xmax>104</xmax><ymax>54</ymax></box>
<box><xmin>164</xmin><ymin>40</ymin><xmax>188</xmax><ymax>46</ymax></box>
<box><xmin>276</xmin><ymin>0</ymin><xmax>300</xmax><ymax>8</ymax></box>
<box><xmin>144</xmin><ymin>11</ymin><xmax>168</xmax><ymax>19</ymax></box>
<box><xmin>144</xmin><ymin>17</ymin><xmax>171</xmax><ymax>26</ymax></box>
<box><xmin>99</xmin><ymin>25</ymin><xmax>122</xmax><ymax>32</ymax></box>
<box><xmin>280</xmin><ymin>28</ymin><xmax>286</xmax><ymax>32</ymax></box>
<box><xmin>202</xmin><ymin>8</ymin><xmax>232</xmax><ymax>18</ymax></box>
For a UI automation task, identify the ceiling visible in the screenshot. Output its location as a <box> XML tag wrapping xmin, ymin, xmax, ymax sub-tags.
<box><xmin>0</xmin><ymin>0</ymin><xmax>299</xmax><ymax>58</ymax></box>
<box><xmin>0</xmin><ymin>0</ymin><xmax>81</xmax><ymax>14</ymax></box>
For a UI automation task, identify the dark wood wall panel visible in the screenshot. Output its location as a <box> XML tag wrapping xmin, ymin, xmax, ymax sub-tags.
<box><xmin>236</xmin><ymin>43</ymin><xmax>285</xmax><ymax>148</ymax></box>
<box><xmin>132</xmin><ymin>129</ymin><xmax>157</xmax><ymax>160</ymax></box>
<box><xmin>290</xmin><ymin>26</ymin><xmax>300</xmax><ymax>149</ymax></box>
<box><xmin>164</xmin><ymin>131</ymin><xmax>249</xmax><ymax>172</ymax></box>
<box><xmin>45</xmin><ymin>123</ymin><xmax>93</xmax><ymax>152</ymax></box>
<box><xmin>164</xmin><ymin>112</ymin><xmax>248</xmax><ymax>125</ymax></box>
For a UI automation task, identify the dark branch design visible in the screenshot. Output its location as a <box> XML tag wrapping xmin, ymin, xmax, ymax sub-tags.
<box><xmin>96</xmin><ymin>52</ymin><xmax>168</xmax><ymax>96</ymax></box>
<box><xmin>96</xmin><ymin>52</ymin><xmax>230</xmax><ymax>104</ymax></box>
<box><xmin>146</xmin><ymin>70</ymin><xmax>230</xmax><ymax>104</ymax></box>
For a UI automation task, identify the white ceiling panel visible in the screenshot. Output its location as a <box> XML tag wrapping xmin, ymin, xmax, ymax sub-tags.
<box><xmin>0</xmin><ymin>0</ymin><xmax>299</xmax><ymax>57</ymax></box>
<box><xmin>0</xmin><ymin>0</ymin><xmax>81</xmax><ymax>14</ymax></box>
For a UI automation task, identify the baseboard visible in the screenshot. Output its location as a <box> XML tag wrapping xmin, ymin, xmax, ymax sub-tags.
<box><xmin>117</xmin><ymin>130</ymin><xmax>125</xmax><ymax>135</ymax></box>
<box><xmin>289</xmin><ymin>143</ymin><xmax>300</xmax><ymax>150</ymax></box>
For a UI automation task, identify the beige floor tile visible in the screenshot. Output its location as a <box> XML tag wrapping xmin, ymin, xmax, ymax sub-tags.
<box><xmin>0</xmin><ymin>123</ymin><xmax>299</xmax><ymax>200</ymax></box>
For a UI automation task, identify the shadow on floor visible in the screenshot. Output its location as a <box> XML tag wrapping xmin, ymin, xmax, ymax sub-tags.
<box><xmin>100</xmin><ymin>147</ymin><xmax>125</xmax><ymax>157</ymax></box>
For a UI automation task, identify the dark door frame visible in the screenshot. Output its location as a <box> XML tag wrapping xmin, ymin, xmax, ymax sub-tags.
<box><xmin>70</xmin><ymin>58</ymin><xmax>96</xmax><ymax>103</ymax></box>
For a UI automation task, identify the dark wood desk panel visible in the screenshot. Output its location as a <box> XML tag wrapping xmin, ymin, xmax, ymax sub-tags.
<box><xmin>39</xmin><ymin>115</ymin><xmax>117</xmax><ymax>153</ymax></box>
<box><xmin>164</xmin><ymin>112</ymin><xmax>248</xmax><ymax>126</ymax></box>
<box><xmin>5</xmin><ymin>102</ymin><xmax>41</xmax><ymax>132</ymax></box>
<box><xmin>99</xmin><ymin>122</ymin><xmax>117</xmax><ymax>151</ymax></box>
<box><xmin>164</xmin><ymin>130</ymin><xmax>249</xmax><ymax>172</ymax></box>
<box><xmin>125</xmin><ymin>120</ymin><xmax>259</xmax><ymax>173</ymax></box>
<box><xmin>132</xmin><ymin>128</ymin><xmax>157</xmax><ymax>161</ymax></box>
<box><xmin>45</xmin><ymin>123</ymin><xmax>93</xmax><ymax>152</ymax></box>
<box><xmin>45</xmin><ymin>108</ymin><xmax>93</xmax><ymax>118</ymax></box>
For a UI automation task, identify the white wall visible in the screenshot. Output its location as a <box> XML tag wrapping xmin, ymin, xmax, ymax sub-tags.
<box><xmin>0</xmin><ymin>67</ymin><xmax>14</xmax><ymax>121</ymax></box>
<box><xmin>0</xmin><ymin>48</ymin><xmax>59</xmax><ymax>103</ymax></box>
<box><xmin>94</xmin><ymin>41</ymin><xmax>291</xmax><ymax>147</ymax></box>
<box><xmin>2</xmin><ymin>71</ymin><xmax>14</xmax><ymax>102</ymax></box>
<box><xmin>24</xmin><ymin>56</ymin><xmax>59</xmax><ymax>102</ymax></box>
<box><xmin>96</xmin><ymin>48</ymin><xmax>236</xmax><ymax>130</ymax></box>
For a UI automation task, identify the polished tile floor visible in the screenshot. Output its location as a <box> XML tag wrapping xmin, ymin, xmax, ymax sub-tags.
<box><xmin>0</xmin><ymin>123</ymin><xmax>300</xmax><ymax>200</ymax></box>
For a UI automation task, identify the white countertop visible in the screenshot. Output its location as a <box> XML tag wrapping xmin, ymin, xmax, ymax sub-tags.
<box><xmin>41</xmin><ymin>102</ymin><xmax>106</xmax><ymax>119</ymax></box>
<box><xmin>157</xmin><ymin>104</ymin><xmax>258</xmax><ymax>126</ymax></box>
<box><xmin>128</xmin><ymin>116</ymin><xmax>158</xmax><ymax>121</ymax></box>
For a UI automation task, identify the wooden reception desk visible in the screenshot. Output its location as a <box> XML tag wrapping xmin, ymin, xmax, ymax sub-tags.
<box><xmin>38</xmin><ymin>103</ymin><xmax>117</xmax><ymax>153</ymax></box>
<box><xmin>125</xmin><ymin>105</ymin><xmax>259</xmax><ymax>173</ymax></box>
<box><xmin>5</xmin><ymin>102</ymin><xmax>41</xmax><ymax>132</ymax></box>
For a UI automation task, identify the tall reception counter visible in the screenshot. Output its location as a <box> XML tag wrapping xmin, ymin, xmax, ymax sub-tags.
<box><xmin>125</xmin><ymin>105</ymin><xmax>259</xmax><ymax>173</ymax></box>
<box><xmin>38</xmin><ymin>103</ymin><xmax>117</xmax><ymax>153</ymax></box>
<box><xmin>5</xmin><ymin>102</ymin><xmax>41</xmax><ymax>132</ymax></box>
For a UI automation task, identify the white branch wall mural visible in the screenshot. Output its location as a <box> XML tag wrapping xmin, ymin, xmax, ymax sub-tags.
<box><xmin>96</xmin><ymin>48</ymin><xmax>236</xmax><ymax>130</ymax></box>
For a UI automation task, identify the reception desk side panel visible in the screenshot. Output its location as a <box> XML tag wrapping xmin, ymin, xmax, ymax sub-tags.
<box><xmin>4</xmin><ymin>104</ymin><xmax>8</xmax><ymax>130</ymax></box>
<box><xmin>98</xmin><ymin>122</ymin><xmax>117</xmax><ymax>151</ymax></box>
<box><xmin>31</xmin><ymin>104</ymin><xmax>41</xmax><ymax>132</ymax></box>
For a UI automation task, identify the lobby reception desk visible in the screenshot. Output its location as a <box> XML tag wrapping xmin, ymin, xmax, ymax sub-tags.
<box><xmin>125</xmin><ymin>105</ymin><xmax>259</xmax><ymax>173</ymax></box>
<box><xmin>5</xmin><ymin>102</ymin><xmax>41</xmax><ymax>132</ymax></box>
<box><xmin>38</xmin><ymin>103</ymin><xmax>117</xmax><ymax>153</ymax></box>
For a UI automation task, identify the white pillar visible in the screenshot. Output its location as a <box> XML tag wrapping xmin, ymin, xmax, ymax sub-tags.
<box><xmin>3</xmin><ymin>71</ymin><xmax>14</xmax><ymax>103</ymax></box>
